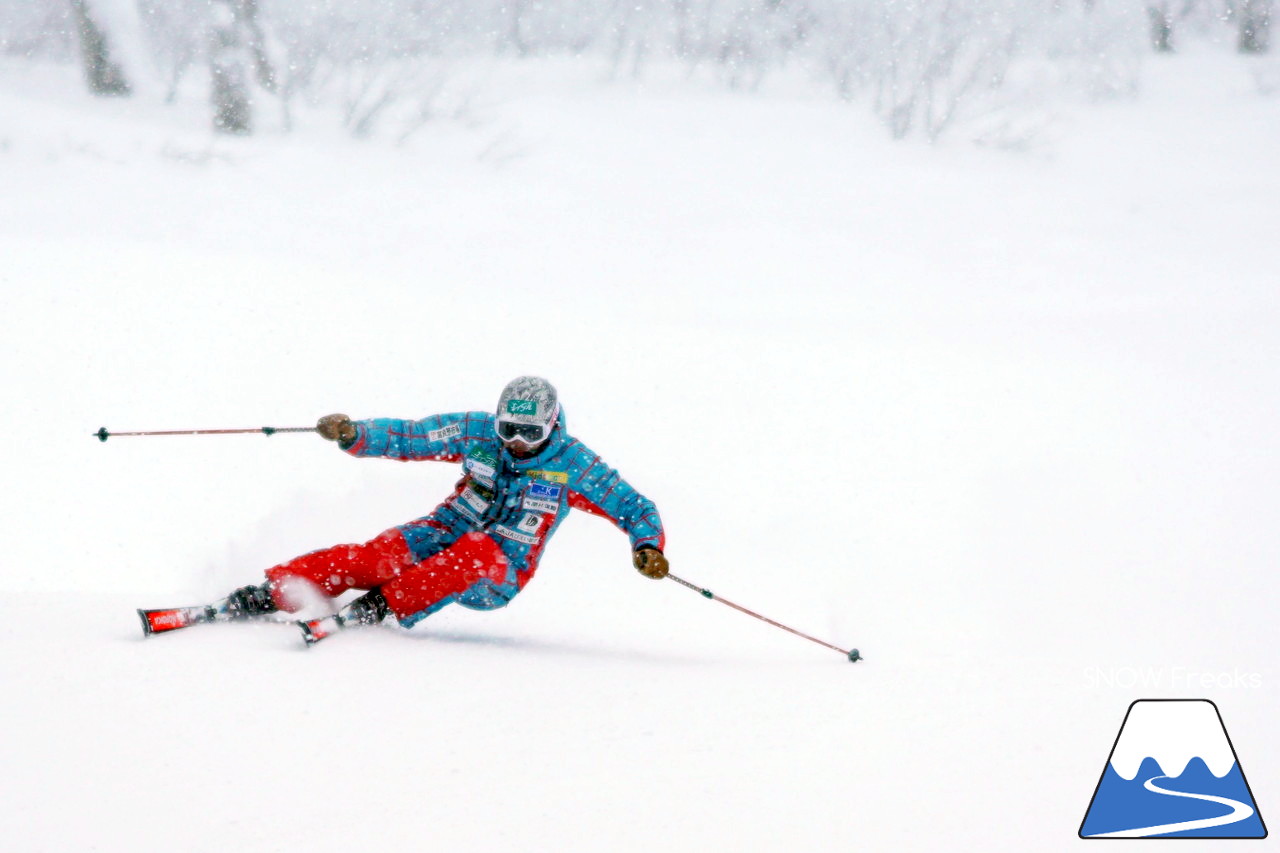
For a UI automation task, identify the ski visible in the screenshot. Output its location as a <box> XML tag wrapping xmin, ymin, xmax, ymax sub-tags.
<box><xmin>297</xmin><ymin>615</ymin><xmax>342</xmax><ymax>647</ymax></box>
<box><xmin>138</xmin><ymin>583</ymin><xmax>284</xmax><ymax>638</ymax></box>
<box><xmin>137</xmin><ymin>605</ymin><xmax>219</xmax><ymax>636</ymax></box>
<box><xmin>140</xmin><ymin>586</ymin><xmax>376</xmax><ymax>645</ymax></box>
<box><xmin>138</xmin><ymin>604</ymin><xmax>342</xmax><ymax>646</ymax></box>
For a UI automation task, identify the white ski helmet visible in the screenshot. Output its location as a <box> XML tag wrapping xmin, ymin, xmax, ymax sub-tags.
<box><xmin>495</xmin><ymin>376</ymin><xmax>560</xmax><ymax>445</ymax></box>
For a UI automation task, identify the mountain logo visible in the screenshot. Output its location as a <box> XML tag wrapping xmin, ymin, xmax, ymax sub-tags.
<box><xmin>1080</xmin><ymin>699</ymin><xmax>1267</xmax><ymax>839</ymax></box>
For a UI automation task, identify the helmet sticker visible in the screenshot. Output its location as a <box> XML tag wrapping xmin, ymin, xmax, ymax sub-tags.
<box><xmin>497</xmin><ymin>377</ymin><xmax>558</xmax><ymax>429</ymax></box>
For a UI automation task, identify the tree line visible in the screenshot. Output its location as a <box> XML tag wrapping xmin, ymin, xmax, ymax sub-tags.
<box><xmin>2</xmin><ymin>1</ymin><xmax>1271</xmax><ymax>140</ymax></box>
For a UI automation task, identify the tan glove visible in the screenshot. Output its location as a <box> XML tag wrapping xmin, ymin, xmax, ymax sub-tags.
<box><xmin>633</xmin><ymin>547</ymin><xmax>669</xmax><ymax>580</ymax></box>
<box><xmin>317</xmin><ymin>413</ymin><xmax>357</xmax><ymax>443</ymax></box>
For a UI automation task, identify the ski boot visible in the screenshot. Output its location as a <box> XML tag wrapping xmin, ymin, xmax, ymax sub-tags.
<box><xmin>298</xmin><ymin>588</ymin><xmax>389</xmax><ymax>647</ymax></box>
<box><xmin>221</xmin><ymin>583</ymin><xmax>279</xmax><ymax>620</ymax></box>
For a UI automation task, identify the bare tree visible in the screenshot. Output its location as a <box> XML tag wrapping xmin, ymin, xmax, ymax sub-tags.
<box><xmin>69</xmin><ymin>0</ymin><xmax>131</xmax><ymax>95</ymax></box>
<box><xmin>1238</xmin><ymin>0</ymin><xmax>1272</xmax><ymax>51</ymax></box>
<box><xmin>209</xmin><ymin>0</ymin><xmax>275</xmax><ymax>134</ymax></box>
<box><xmin>210</xmin><ymin>1</ymin><xmax>249</xmax><ymax>133</ymax></box>
<box><xmin>28</xmin><ymin>0</ymin><xmax>1258</xmax><ymax>143</ymax></box>
<box><xmin>1148</xmin><ymin>3</ymin><xmax>1175</xmax><ymax>51</ymax></box>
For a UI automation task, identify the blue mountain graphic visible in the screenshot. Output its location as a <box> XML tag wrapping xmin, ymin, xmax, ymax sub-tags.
<box><xmin>1081</xmin><ymin>756</ymin><xmax>1266</xmax><ymax>838</ymax></box>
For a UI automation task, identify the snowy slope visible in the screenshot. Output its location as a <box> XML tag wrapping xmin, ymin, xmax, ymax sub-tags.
<box><xmin>2</xmin><ymin>52</ymin><xmax>1277</xmax><ymax>852</ymax></box>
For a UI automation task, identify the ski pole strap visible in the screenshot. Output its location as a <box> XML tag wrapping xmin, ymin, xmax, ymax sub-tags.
<box><xmin>665</xmin><ymin>572</ymin><xmax>858</xmax><ymax>660</ymax></box>
<box><xmin>95</xmin><ymin>426</ymin><xmax>316</xmax><ymax>442</ymax></box>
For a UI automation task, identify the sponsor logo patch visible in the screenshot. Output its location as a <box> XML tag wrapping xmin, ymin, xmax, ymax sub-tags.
<box><xmin>506</xmin><ymin>399</ymin><xmax>538</xmax><ymax>416</ymax></box>
<box><xmin>522</xmin><ymin>481</ymin><xmax>562</xmax><ymax>514</ymax></box>
<box><xmin>528</xmin><ymin>482</ymin><xmax>562</xmax><ymax>500</ymax></box>
<box><xmin>494</xmin><ymin>524</ymin><xmax>539</xmax><ymax>545</ymax></box>
<box><xmin>526</xmin><ymin>469</ymin><xmax>569</xmax><ymax>485</ymax></box>
<box><xmin>517</xmin><ymin>512</ymin><xmax>541</xmax><ymax>534</ymax></box>
<box><xmin>460</xmin><ymin>487</ymin><xmax>490</xmax><ymax>514</ymax></box>
<box><xmin>468</xmin><ymin>479</ymin><xmax>495</xmax><ymax>501</ymax></box>
<box><xmin>465</xmin><ymin>447</ymin><xmax>497</xmax><ymax>484</ymax></box>
<box><xmin>451</xmin><ymin>498</ymin><xmax>482</xmax><ymax>525</ymax></box>
<box><xmin>428</xmin><ymin>424</ymin><xmax>462</xmax><ymax>442</ymax></box>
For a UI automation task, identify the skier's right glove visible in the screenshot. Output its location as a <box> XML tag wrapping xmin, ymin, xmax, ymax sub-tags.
<box><xmin>317</xmin><ymin>413</ymin><xmax>357</xmax><ymax>443</ymax></box>
<box><xmin>633</xmin><ymin>547</ymin><xmax>669</xmax><ymax>580</ymax></box>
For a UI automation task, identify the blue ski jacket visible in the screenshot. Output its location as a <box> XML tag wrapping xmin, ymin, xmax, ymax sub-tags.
<box><xmin>343</xmin><ymin>411</ymin><xmax>664</xmax><ymax>620</ymax></box>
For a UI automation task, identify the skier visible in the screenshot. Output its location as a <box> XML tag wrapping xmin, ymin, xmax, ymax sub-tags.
<box><xmin>201</xmin><ymin>376</ymin><xmax>668</xmax><ymax>644</ymax></box>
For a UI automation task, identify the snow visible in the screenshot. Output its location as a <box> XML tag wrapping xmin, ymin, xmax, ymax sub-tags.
<box><xmin>2</xmin><ymin>49</ymin><xmax>1278</xmax><ymax>851</ymax></box>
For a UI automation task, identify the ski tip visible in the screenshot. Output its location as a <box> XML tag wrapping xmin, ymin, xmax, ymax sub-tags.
<box><xmin>138</xmin><ymin>606</ymin><xmax>207</xmax><ymax>636</ymax></box>
<box><xmin>847</xmin><ymin>648</ymin><xmax>861</xmax><ymax>663</ymax></box>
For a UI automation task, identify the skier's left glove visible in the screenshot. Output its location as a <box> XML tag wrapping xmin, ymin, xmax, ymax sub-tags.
<box><xmin>317</xmin><ymin>413</ymin><xmax>357</xmax><ymax>443</ymax></box>
<box><xmin>633</xmin><ymin>547</ymin><xmax>669</xmax><ymax>580</ymax></box>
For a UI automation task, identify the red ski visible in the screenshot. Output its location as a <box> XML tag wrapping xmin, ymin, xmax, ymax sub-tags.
<box><xmin>137</xmin><ymin>605</ymin><xmax>218</xmax><ymax>636</ymax></box>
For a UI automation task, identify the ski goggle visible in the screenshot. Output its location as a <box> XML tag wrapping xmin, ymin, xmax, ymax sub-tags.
<box><xmin>497</xmin><ymin>419</ymin><xmax>548</xmax><ymax>444</ymax></box>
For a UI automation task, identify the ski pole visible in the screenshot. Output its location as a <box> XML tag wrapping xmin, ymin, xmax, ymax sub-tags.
<box><xmin>94</xmin><ymin>426</ymin><xmax>316</xmax><ymax>442</ymax></box>
<box><xmin>666</xmin><ymin>573</ymin><xmax>861</xmax><ymax>662</ymax></box>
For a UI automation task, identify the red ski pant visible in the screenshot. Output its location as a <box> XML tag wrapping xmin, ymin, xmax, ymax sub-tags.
<box><xmin>264</xmin><ymin>528</ymin><xmax>509</xmax><ymax>622</ymax></box>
